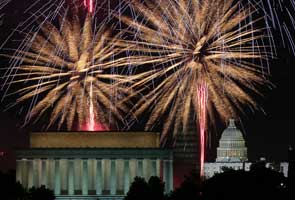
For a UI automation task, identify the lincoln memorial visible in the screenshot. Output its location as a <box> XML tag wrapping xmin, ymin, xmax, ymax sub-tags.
<box><xmin>15</xmin><ymin>132</ymin><xmax>173</xmax><ymax>200</ymax></box>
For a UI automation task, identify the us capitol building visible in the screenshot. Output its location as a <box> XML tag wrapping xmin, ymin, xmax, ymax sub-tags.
<box><xmin>204</xmin><ymin>119</ymin><xmax>289</xmax><ymax>178</ymax></box>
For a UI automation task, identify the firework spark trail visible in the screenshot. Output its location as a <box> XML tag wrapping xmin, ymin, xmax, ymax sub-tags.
<box><xmin>0</xmin><ymin>0</ymin><xmax>10</xmax><ymax>10</ymax></box>
<box><xmin>252</xmin><ymin>0</ymin><xmax>295</xmax><ymax>55</ymax></box>
<box><xmin>88</xmin><ymin>81</ymin><xmax>95</xmax><ymax>131</ymax></box>
<box><xmin>84</xmin><ymin>0</ymin><xmax>94</xmax><ymax>13</ymax></box>
<box><xmin>83</xmin><ymin>0</ymin><xmax>95</xmax><ymax>130</ymax></box>
<box><xmin>197</xmin><ymin>81</ymin><xmax>208</xmax><ymax>177</ymax></box>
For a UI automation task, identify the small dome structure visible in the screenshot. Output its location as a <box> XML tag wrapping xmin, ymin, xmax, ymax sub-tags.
<box><xmin>216</xmin><ymin>119</ymin><xmax>247</xmax><ymax>162</ymax></box>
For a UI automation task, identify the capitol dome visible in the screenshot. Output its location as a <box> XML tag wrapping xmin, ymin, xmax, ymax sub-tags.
<box><xmin>216</xmin><ymin>119</ymin><xmax>248</xmax><ymax>162</ymax></box>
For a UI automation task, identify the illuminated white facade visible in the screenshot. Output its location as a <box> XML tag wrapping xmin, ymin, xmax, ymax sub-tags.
<box><xmin>204</xmin><ymin>119</ymin><xmax>289</xmax><ymax>179</ymax></box>
<box><xmin>16</xmin><ymin>132</ymin><xmax>173</xmax><ymax>200</ymax></box>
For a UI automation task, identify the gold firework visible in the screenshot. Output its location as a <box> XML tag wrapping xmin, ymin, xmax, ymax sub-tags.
<box><xmin>119</xmin><ymin>0</ymin><xmax>270</xmax><ymax>139</ymax></box>
<box><xmin>4</xmin><ymin>12</ymin><xmax>133</xmax><ymax>130</ymax></box>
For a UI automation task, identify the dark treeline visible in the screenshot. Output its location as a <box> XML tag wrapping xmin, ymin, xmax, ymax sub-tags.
<box><xmin>125</xmin><ymin>163</ymin><xmax>294</xmax><ymax>200</ymax></box>
<box><xmin>0</xmin><ymin>170</ymin><xmax>54</xmax><ymax>200</ymax></box>
<box><xmin>1</xmin><ymin>162</ymin><xmax>294</xmax><ymax>200</ymax></box>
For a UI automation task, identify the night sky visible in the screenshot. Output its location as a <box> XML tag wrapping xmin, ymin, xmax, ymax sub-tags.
<box><xmin>0</xmin><ymin>0</ymin><xmax>295</xmax><ymax>171</ymax></box>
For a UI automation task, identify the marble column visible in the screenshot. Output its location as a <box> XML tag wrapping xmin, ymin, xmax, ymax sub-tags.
<box><xmin>123</xmin><ymin>160</ymin><xmax>130</xmax><ymax>194</ymax></box>
<box><xmin>41</xmin><ymin>159</ymin><xmax>47</xmax><ymax>186</ymax></box>
<box><xmin>28</xmin><ymin>159</ymin><xmax>34</xmax><ymax>188</ymax></box>
<box><xmin>110</xmin><ymin>159</ymin><xmax>117</xmax><ymax>195</ymax></box>
<box><xmin>37</xmin><ymin>159</ymin><xmax>42</xmax><ymax>187</ymax></box>
<box><xmin>151</xmin><ymin>159</ymin><xmax>157</xmax><ymax>177</ymax></box>
<box><xmin>60</xmin><ymin>159</ymin><xmax>68</xmax><ymax>192</ymax></box>
<box><xmin>129</xmin><ymin>159</ymin><xmax>137</xmax><ymax>183</ymax></box>
<box><xmin>88</xmin><ymin>159</ymin><xmax>95</xmax><ymax>192</ymax></box>
<box><xmin>68</xmin><ymin>159</ymin><xmax>74</xmax><ymax>195</ymax></box>
<box><xmin>156</xmin><ymin>159</ymin><xmax>161</xmax><ymax>177</ymax></box>
<box><xmin>96</xmin><ymin>159</ymin><xmax>102</xmax><ymax>195</ymax></box>
<box><xmin>137</xmin><ymin>159</ymin><xmax>143</xmax><ymax>177</ymax></box>
<box><xmin>143</xmin><ymin>159</ymin><xmax>149</xmax><ymax>181</ymax></box>
<box><xmin>163</xmin><ymin>160</ymin><xmax>173</xmax><ymax>193</ymax></box>
<box><xmin>102</xmin><ymin>159</ymin><xmax>110</xmax><ymax>193</ymax></box>
<box><xmin>16</xmin><ymin>160</ymin><xmax>22</xmax><ymax>184</ymax></box>
<box><xmin>116</xmin><ymin>159</ymin><xmax>124</xmax><ymax>193</ymax></box>
<box><xmin>74</xmin><ymin>159</ymin><xmax>82</xmax><ymax>193</ymax></box>
<box><xmin>33</xmin><ymin>159</ymin><xmax>39</xmax><ymax>187</ymax></box>
<box><xmin>22</xmin><ymin>159</ymin><xmax>29</xmax><ymax>188</ymax></box>
<box><xmin>82</xmin><ymin>159</ymin><xmax>88</xmax><ymax>195</ymax></box>
<box><xmin>47</xmin><ymin>159</ymin><xmax>54</xmax><ymax>190</ymax></box>
<box><xmin>54</xmin><ymin>159</ymin><xmax>61</xmax><ymax>195</ymax></box>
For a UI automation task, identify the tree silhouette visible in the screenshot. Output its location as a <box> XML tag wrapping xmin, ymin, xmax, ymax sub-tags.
<box><xmin>124</xmin><ymin>177</ymin><xmax>150</xmax><ymax>200</ymax></box>
<box><xmin>148</xmin><ymin>176</ymin><xmax>165</xmax><ymax>200</ymax></box>
<box><xmin>203</xmin><ymin>165</ymin><xmax>288</xmax><ymax>200</ymax></box>
<box><xmin>167</xmin><ymin>172</ymin><xmax>202</xmax><ymax>200</ymax></box>
<box><xmin>125</xmin><ymin>176</ymin><xmax>165</xmax><ymax>200</ymax></box>
<box><xmin>28</xmin><ymin>185</ymin><xmax>55</xmax><ymax>200</ymax></box>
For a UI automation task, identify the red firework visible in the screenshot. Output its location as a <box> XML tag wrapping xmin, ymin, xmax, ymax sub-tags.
<box><xmin>84</xmin><ymin>0</ymin><xmax>94</xmax><ymax>13</ymax></box>
<box><xmin>197</xmin><ymin>81</ymin><xmax>208</xmax><ymax>177</ymax></box>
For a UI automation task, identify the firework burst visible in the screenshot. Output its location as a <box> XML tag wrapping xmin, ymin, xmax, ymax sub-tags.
<box><xmin>2</xmin><ymin>10</ymin><xmax>134</xmax><ymax>130</ymax></box>
<box><xmin>118</xmin><ymin>0</ymin><xmax>271</xmax><ymax>174</ymax></box>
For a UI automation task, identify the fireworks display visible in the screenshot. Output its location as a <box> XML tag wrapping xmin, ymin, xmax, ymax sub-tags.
<box><xmin>118</xmin><ymin>0</ymin><xmax>271</xmax><ymax>174</ymax></box>
<box><xmin>2</xmin><ymin>10</ymin><xmax>132</xmax><ymax>131</ymax></box>
<box><xmin>1</xmin><ymin>0</ymin><xmax>295</xmax><ymax>177</ymax></box>
<box><xmin>121</xmin><ymin>0</ymin><xmax>269</xmax><ymax>134</ymax></box>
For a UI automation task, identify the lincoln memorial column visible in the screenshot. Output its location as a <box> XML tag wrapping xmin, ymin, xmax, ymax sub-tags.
<box><xmin>54</xmin><ymin>159</ymin><xmax>61</xmax><ymax>195</ymax></box>
<box><xmin>151</xmin><ymin>159</ymin><xmax>157</xmax><ymax>177</ymax></box>
<box><xmin>22</xmin><ymin>159</ymin><xmax>29</xmax><ymax>188</ymax></box>
<box><xmin>41</xmin><ymin>159</ymin><xmax>47</xmax><ymax>186</ymax></box>
<box><xmin>163</xmin><ymin>160</ymin><xmax>173</xmax><ymax>193</ymax></box>
<box><xmin>137</xmin><ymin>159</ymin><xmax>143</xmax><ymax>177</ymax></box>
<box><xmin>123</xmin><ymin>160</ymin><xmax>130</xmax><ymax>194</ymax></box>
<box><xmin>96</xmin><ymin>159</ymin><xmax>102</xmax><ymax>195</ymax></box>
<box><xmin>110</xmin><ymin>159</ymin><xmax>117</xmax><ymax>195</ymax></box>
<box><xmin>16</xmin><ymin>160</ymin><xmax>22</xmax><ymax>184</ymax></box>
<box><xmin>68</xmin><ymin>159</ymin><xmax>74</xmax><ymax>195</ymax></box>
<box><xmin>82</xmin><ymin>159</ymin><xmax>88</xmax><ymax>195</ymax></box>
<box><xmin>143</xmin><ymin>159</ymin><xmax>149</xmax><ymax>181</ymax></box>
<box><xmin>28</xmin><ymin>159</ymin><xmax>34</xmax><ymax>188</ymax></box>
<box><xmin>33</xmin><ymin>159</ymin><xmax>39</xmax><ymax>187</ymax></box>
<box><xmin>156</xmin><ymin>159</ymin><xmax>161</xmax><ymax>177</ymax></box>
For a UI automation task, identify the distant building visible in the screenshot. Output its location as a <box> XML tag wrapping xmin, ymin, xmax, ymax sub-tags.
<box><xmin>16</xmin><ymin>132</ymin><xmax>173</xmax><ymax>200</ymax></box>
<box><xmin>204</xmin><ymin>119</ymin><xmax>288</xmax><ymax>179</ymax></box>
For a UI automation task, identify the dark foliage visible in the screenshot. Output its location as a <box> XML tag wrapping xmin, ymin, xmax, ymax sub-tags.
<box><xmin>148</xmin><ymin>176</ymin><xmax>165</xmax><ymax>200</ymax></box>
<box><xmin>0</xmin><ymin>170</ymin><xmax>55</xmax><ymax>200</ymax></box>
<box><xmin>203</xmin><ymin>164</ymin><xmax>288</xmax><ymax>200</ymax></box>
<box><xmin>167</xmin><ymin>172</ymin><xmax>202</xmax><ymax>200</ymax></box>
<box><xmin>125</xmin><ymin>176</ymin><xmax>165</xmax><ymax>200</ymax></box>
<box><xmin>28</xmin><ymin>185</ymin><xmax>55</xmax><ymax>200</ymax></box>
